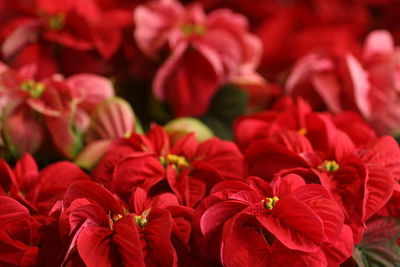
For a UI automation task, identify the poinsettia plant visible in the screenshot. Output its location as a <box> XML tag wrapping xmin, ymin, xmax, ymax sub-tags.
<box><xmin>1</xmin><ymin>0</ymin><xmax>400</xmax><ymax>266</ymax></box>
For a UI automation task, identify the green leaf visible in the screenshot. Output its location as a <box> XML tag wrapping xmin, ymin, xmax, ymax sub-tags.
<box><xmin>200</xmin><ymin>116</ymin><xmax>233</xmax><ymax>140</ymax></box>
<box><xmin>206</xmin><ymin>84</ymin><xmax>248</xmax><ymax>125</ymax></box>
<box><xmin>353</xmin><ymin>216</ymin><xmax>400</xmax><ymax>267</ymax></box>
<box><xmin>148</xmin><ymin>96</ymin><xmax>173</xmax><ymax>125</ymax></box>
<box><xmin>200</xmin><ymin>84</ymin><xmax>247</xmax><ymax>140</ymax></box>
<box><xmin>390</xmin><ymin>130</ymin><xmax>400</xmax><ymax>145</ymax></box>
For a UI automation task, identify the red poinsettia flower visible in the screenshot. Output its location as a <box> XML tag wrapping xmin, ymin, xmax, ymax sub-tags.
<box><xmin>0</xmin><ymin>63</ymin><xmax>115</xmax><ymax>158</ymax></box>
<box><xmin>0</xmin><ymin>153</ymin><xmax>90</xmax><ymax>217</ymax></box>
<box><xmin>42</xmin><ymin>73</ymin><xmax>115</xmax><ymax>158</ymax></box>
<box><xmin>0</xmin><ymin>195</ymin><xmax>39</xmax><ymax>266</ymax></box>
<box><xmin>93</xmin><ymin>125</ymin><xmax>243</xmax><ymax>207</ymax></box>
<box><xmin>194</xmin><ymin>174</ymin><xmax>351</xmax><ymax>266</ymax></box>
<box><xmin>51</xmin><ymin>180</ymin><xmax>192</xmax><ymax>267</ymax></box>
<box><xmin>0</xmin><ymin>0</ymin><xmax>132</xmax><ymax>77</ymax></box>
<box><xmin>244</xmin><ymin>125</ymin><xmax>399</xmax><ymax>243</ymax></box>
<box><xmin>285</xmin><ymin>30</ymin><xmax>400</xmax><ymax>135</ymax></box>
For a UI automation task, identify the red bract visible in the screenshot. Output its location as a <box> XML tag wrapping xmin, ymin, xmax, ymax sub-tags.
<box><xmin>377</xmin><ymin>190</ymin><xmax>400</xmax><ymax>218</ymax></box>
<box><xmin>93</xmin><ymin>125</ymin><xmax>243</xmax><ymax>207</ymax></box>
<box><xmin>349</xmin><ymin>30</ymin><xmax>400</xmax><ymax>135</ymax></box>
<box><xmin>52</xmin><ymin>181</ymin><xmax>191</xmax><ymax>267</ymax></box>
<box><xmin>134</xmin><ymin>0</ymin><xmax>263</xmax><ymax>117</ymax></box>
<box><xmin>234</xmin><ymin>97</ymin><xmax>376</xmax><ymax>151</ymax></box>
<box><xmin>0</xmin><ymin>196</ymin><xmax>39</xmax><ymax>266</ymax></box>
<box><xmin>253</xmin><ymin>0</ymin><xmax>366</xmax><ymax>80</ymax></box>
<box><xmin>0</xmin><ymin>153</ymin><xmax>90</xmax><ymax>216</ymax></box>
<box><xmin>194</xmin><ymin>175</ymin><xmax>352</xmax><ymax>266</ymax></box>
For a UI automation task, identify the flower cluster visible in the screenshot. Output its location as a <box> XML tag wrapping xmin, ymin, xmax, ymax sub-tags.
<box><xmin>0</xmin><ymin>0</ymin><xmax>134</xmax><ymax>78</ymax></box>
<box><xmin>1</xmin><ymin>0</ymin><xmax>400</xmax><ymax>266</ymax></box>
<box><xmin>1</xmin><ymin>99</ymin><xmax>399</xmax><ymax>266</ymax></box>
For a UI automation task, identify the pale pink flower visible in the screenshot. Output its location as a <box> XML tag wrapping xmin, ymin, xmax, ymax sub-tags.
<box><xmin>134</xmin><ymin>0</ymin><xmax>263</xmax><ymax>117</ymax></box>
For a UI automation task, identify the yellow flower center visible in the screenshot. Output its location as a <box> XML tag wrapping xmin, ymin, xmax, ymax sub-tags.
<box><xmin>134</xmin><ymin>208</ymin><xmax>150</xmax><ymax>228</ymax></box>
<box><xmin>20</xmin><ymin>80</ymin><xmax>45</xmax><ymax>98</ymax></box>
<box><xmin>262</xmin><ymin>196</ymin><xmax>279</xmax><ymax>210</ymax></box>
<box><xmin>298</xmin><ymin>128</ymin><xmax>308</xmax><ymax>135</ymax></box>
<box><xmin>48</xmin><ymin>13</ymin><xmax>65</xmax><ymax>30</ymax></box>
<box><xmin>160</xmin><ymin>154</ymin><xmax>189</xmax><ymax>169</ymax></box>
<box><xmin>112</xmin><ymin>214</ymin><xmax>123</xmax><ymax>223</ymax></box>
<box><xmin>135</xmin><ymin>215</ymin><xmax>148</xmax><ymax>228</ymax></box>
<box><xmin>322</xmin><ymin>160</ymin><xmax>340</xmax><ymax>173</ymax></box>
<box><xmin>181</xmin><ymin>24</ymin><xmax>206</xmax><ymax>36</ymax></box>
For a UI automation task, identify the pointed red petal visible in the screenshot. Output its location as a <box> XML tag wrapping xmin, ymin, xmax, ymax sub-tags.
<box><xmin>200</xmin><ymin>200</ymin><xmax>247</xmax><ymax>236</ymax></box>
<box><xmin>112</xmin><ymin>152</ymin><xmax>165</xmax><ymax>201</ymax></box>
<box><xmin>257</xmin><ymin>196</ymin><xmax>324</xmax><ymax>252</ymax></box>
<box><xmin>113</xmin><ymin>215</ymin><xmax>146</xmax><ymax>267</ymax></box>
<box><xmin>245</xmin><ymin>140</ymin><xmax>309</xmax><ymax>180</ymax></box>
<box><xmin>63</xmin><ymin>181</ymin><xmax>122</xmax><ymax>215</ymax></box>
<box><xmin>323</xmin><ymin>225</ymin><xmax>354</xmax><ymax>266</ymax></box>
<box><xmin>76</xmin><ymin>226</ymin><xmax>113</xmax><ymax>267</ymax></box>
<box><xmin>35</xmin><ymin>162</ymin><xmax>90</xmax><ymax>213</ymax></box>
<box><xmin>144</xmin><ymin>209</ymin><xmax>177</xmax><ymax>266</ymax></box>
<box><xmin>363</xmin><ymin>165</ymin><xmax>395</xmax><ymax>221</ymax></box>
<box><xmin>361</xmin><ymin>136</ymin><xmax>400</xmax><ymax>182</ymax></box>
<box><xmin>221</xmin><ymin>214</ymin><xmax>270</xmax><ymax>267</ymax></box>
